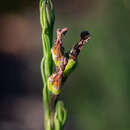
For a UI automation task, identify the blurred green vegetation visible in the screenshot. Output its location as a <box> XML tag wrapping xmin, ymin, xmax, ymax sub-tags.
<box><xmin>54</xmin><ymin>0</ymin><xmax>130</xmax><ymax>130</ymax></box>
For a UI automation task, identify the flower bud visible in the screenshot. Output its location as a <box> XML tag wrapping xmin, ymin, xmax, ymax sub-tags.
<box><xmin>55</xmin><ymin>101</ymin><xmax>67</xmax><ymax>126</ymax></box>
<box><xmin>40</xmin><ymin>0</ymin><xmax>55</xmax><ymax>33</ymax></box>
<box><xmin>64</xmin><ymin>30</ymin><xmax>90</xmax><ymax>77</ymax></box>
<box><xmin>51</xmin><ymin>28</ymin><xmax>68</xmax><ymax>67</ymax></box>
<box><xmin>48</xmin><ymin>57</ymin><xmax>67</xmax><ymax>95</ymax></box>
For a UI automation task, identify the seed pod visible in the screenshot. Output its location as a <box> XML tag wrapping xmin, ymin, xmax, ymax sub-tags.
<box><xmin>63</xmin><ymin>59</ymin><xmax>76</xmax><ymax>77</ymax></box>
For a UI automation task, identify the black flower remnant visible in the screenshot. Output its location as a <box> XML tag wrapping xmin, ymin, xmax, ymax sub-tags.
<box><xmin>69</xmin><ymin>30</ymin><xmax>90</xmax><ymax>60</ymax></box>
<box><xmin>80</xmin><ymin>31</ymin><xmax>90</xmax><ymax>40</ymax></box>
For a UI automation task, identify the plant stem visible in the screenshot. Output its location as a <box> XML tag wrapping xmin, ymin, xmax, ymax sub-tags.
<box><xmin>40</xmin><ymin>0</ymin><xmax>55</xmax><ymax>130</ymax></box>
<box><xmin>40</xmin><ymin>1</ymin><xmax>90</xmax><ymax>130</ymax></box>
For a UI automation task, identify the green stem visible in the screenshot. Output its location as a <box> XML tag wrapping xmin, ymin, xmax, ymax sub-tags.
<box><xmin>40</xmin><ymin>1</ymin><xmax>68</xmax><ymax>130</ymax></box>
<box><xmin>40</xmin><ymin>0</ymin><xmax>54</xmax><ymax>130</ymax></box>
<box><xmin>41</xmin><ymin>57</ymin><xmax>51</xmax><ymax>130</ymax></box>
<box><xmin>43</xmin><ymin>84</ymin><xmax>51</xmax><ymax>130</ymax></box>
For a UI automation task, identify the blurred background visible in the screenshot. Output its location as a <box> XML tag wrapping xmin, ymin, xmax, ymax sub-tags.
<box><xmin>0</xmin><ymin>0</ymin><xmax>130</xmax><ymax>130</ymax></box>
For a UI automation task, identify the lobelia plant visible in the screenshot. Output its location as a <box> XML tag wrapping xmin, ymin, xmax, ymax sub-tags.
<box><xmin>40</xmin><ymin>0</ymin><xmax>91</xmax><ymax>130</ymax></box>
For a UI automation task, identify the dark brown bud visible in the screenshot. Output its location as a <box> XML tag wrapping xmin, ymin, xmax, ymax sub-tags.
<box><xmin>69</xmin><ymin>30</ymin><xmax>90</xmax><ymax>60</ymax></box>
<box><xmin>80</xmin><ymin>31</ymin><xmax>90</xmax><ymax>40</ymax></box>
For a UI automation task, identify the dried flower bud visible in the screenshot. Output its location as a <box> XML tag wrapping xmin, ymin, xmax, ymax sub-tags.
<box><xmin>57</xmin><ymin>28</ymin><xmax>68</xmax><ymax>41</ymax></box>
<box><xmin>48</xmin><ymin>57</ymin><xmax>67</xmax><ymax>95</ymax></box>
<box><xmin>80</xmin><ymin>31</ymin><xmax>90</xmax><ymax>40</ymax></box>
<box><xmin>64</xmin><ymin>30</ymin><xmax>90</xmax><ymax>78</ymax></box>
<box><xmin>69</xmin><ymin>30</ymin><xmax>90</xmax><ymax>60</ymax></box>
<box><xmin>52</xmin><ymin>28</ymin><xmax>68</xmax><ymax>67</ymax></box>
<box><xmin>48</xmin><ymin>71</ymin><xmax>62</xmax><ymax>95</ymax></box>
